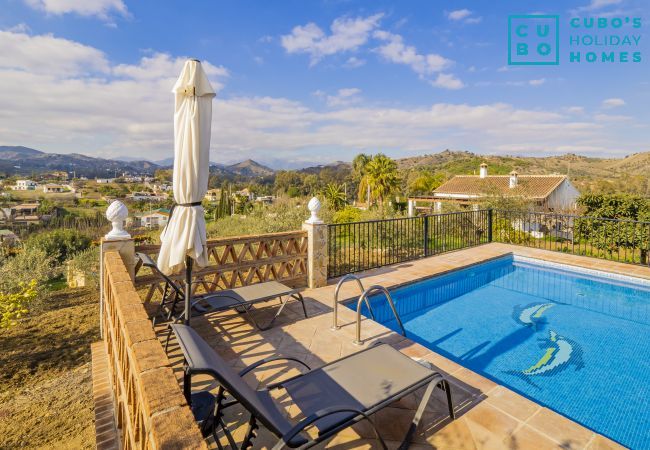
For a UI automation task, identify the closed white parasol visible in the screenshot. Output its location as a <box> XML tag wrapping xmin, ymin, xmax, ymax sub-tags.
<box><xmin>158</xmin><ymin>59</ymin><xmax>215</xmax><ymax>325</ymax></box>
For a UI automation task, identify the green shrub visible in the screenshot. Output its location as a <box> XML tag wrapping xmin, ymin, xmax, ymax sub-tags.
<box><xmin>333</xmin><ymin>206</ymin><xmax>362</xmax><ymax>223</ymax></box>
<box><xmin>67</xmin><ymin>246</ymin><xmax>100</xmax><ymax>288</ymax></box>
<box><xmin>26</xmin><ymin>229</ymin><xmax>91</xmax><ymax>264</ymax></box>
<box><xmin>0</xmin><ymin>247</ymin><xmax>58</xmax><ymax>294</ymax></box>
<box><xmin>205</xmin><ymin>197</ymin><xmax>325</xmax><ymax>238</ymax></box>
<box><xmin>0</xmin><ymin>280</ymin><xmax>37</xmax><ymax>328</ymax></box>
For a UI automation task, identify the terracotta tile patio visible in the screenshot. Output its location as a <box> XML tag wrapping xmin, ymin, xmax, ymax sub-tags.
<box><xmin>161</xmin><ymin>243</ymin><xmax>645</xmax><ymax>449</ymax></box>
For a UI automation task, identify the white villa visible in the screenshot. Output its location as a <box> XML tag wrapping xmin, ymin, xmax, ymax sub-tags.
<box><xmin>129</xmin><ymin>209</ymin><xmax>170</xmax><ymax>229</ymax></box>
<box><xmin>12</xmin><ymin>180</ymin><xmax>37</xmax><ymax>190</ymax></box>
<box><xmin>127</xmin><ymin>192</ymin><xmax>167</xmax><ymax>202</ymax></box>
<box><xmin>408</xmin><ymin>163</ymin><xmax>580</xmax><ymax>214</ymax></box>
<box><xmin>43</xmin><ymin>184</ymin><xmax>70</xmax><ymax>193</ymax></box>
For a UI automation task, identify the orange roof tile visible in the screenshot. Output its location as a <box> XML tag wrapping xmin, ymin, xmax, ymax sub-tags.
<box><xmin>433</xmin><ymin>175</ymin><xmax>567</xmax><ymax>200</ymax></box>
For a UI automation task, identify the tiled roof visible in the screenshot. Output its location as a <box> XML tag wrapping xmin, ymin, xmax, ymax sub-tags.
<box><xmin>433</xmin><ymin>175</ymin><xmax>567</xmax><ymax>200</ymax></box>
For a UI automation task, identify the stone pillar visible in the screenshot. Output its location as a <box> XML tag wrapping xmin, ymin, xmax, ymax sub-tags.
<box><xmin>100</xmin><ymin>200</ymin><xmax>135</xmax><ymax>337</ymax></box>
<box><xmin>101</xmin><ymin>237</ymin><xmax>136</xmax><ymax>279</ymax></box>
<box><xmin>407</xmin><ymin>199</ymin><xmax>415</xmax><ymax>217</ymax></box>
<box><xmin>302</xmin><ymin>197</ymin><xmax>328</xmax><ymax>288</ymax></box>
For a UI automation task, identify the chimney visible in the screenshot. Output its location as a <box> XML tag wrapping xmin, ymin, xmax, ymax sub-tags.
<box><xmin>509</xmin><ymin>171</ymin><xmax>518</xmax><ymax>188</ymax></box>
<box><xmin>479</xmin><ymin>163</ymin><xmax>488</xmax><ymax>179</ymax></box>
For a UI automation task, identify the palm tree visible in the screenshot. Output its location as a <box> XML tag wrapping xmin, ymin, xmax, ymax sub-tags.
<box><xmin>360</xmin><ymin>154</ymin><xmax>399</xmax><ymax>207</ymax></box>
<box><xmin>408</xmin><ymin>171</ymin><xmax>445</xmax><ymax>195</ymax></box>
<box><xmin>352</xmin><ymin>153</ymin><xmax>371</xmax><ymax>183</ymax></box>
<box><xmin>323</xmin><ymin>183</ymin><xmax>347</xmax><ymax>211</ymax></box>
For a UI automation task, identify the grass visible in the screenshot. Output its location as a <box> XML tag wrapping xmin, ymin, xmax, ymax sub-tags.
<box><xmin>0</xmin><ymin>286</ymin><xmax>99</xmax><ymax>449</ymax></box>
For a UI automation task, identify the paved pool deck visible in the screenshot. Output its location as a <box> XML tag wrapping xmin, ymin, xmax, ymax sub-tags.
<box><xmin>162</xmin><ymin>243</ymin><xmax>647</xmax><ymax>449</ymax></box>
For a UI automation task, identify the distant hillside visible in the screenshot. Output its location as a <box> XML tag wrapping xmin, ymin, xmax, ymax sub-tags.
<box><xmin>1</xmin><ymin>145</ymin><xmax>647</xmax><ymax>195</ymax></box>
<box><xmin>397</xmin><ymin>150</ymin><xmax>650</xmax><ymax>195</ymax></box>
<box><xmin>299</xmin><ymin>161</ymin><xmax>350</xmax><ymax>175</ymax></box>
<box><xmin>0</xmin><ymin>146</ymin><xmax>159</xmax><ymax>177</ymax></box>
<box><xmin>226</xmin><ymin>159</ymin><xmax>274</xmax><ymax>177</ymax></box>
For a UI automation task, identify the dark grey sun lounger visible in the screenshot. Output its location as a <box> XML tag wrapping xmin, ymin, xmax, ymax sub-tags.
<box><xmin>171</xmin><ymin>324</ymin><xmax>455</xmax><ymax>450</ymax></box>
<box><xmin>136</xmin><ymin>252</ymin><xmax>308</xmax><ymax>331</ymax></box>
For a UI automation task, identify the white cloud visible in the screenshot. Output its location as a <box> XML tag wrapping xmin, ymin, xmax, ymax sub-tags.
<box><xmin>594</xmin><ymin>113</ymin><xmax>633</xmax><ymax>122</ymax></box>
<box><xmin>446</xmin><ymin>9</ymin><xmax>482</xmax><ymax>24</ymax></box>
<box><xmin>447</xmin><ymin>9</ymin><xmax>472</xmax><ymax>21</ymax></box>
<box><xmin>430</xmin><ymin>73</ymin><xmax>464</xmax><ymax>90</ymax></box>
<box><xmin>7</xmin><ymin>23</ymin><xmax>31</xmax><ymax>33</ymax></box>
<box><xmin>373</xmin><ymin>30</ymin><xmax>453</xmax><ymax>75</ymax></box>
<box><xmin>565</xmin><ymin>106</ymin><xmax>585</xmax><ymax>114</ymax></box>
<box><xmin>281</xmin><ymin>13</ymin><xmax>383</xmax><ymax>64</ymax></box>
<box><xmin>0</xmin><ymin>31</ymin><xmax>228</xmax><ymax>159</ymax></box>
<box><xmin>574</xmin><ymin>0</ymin><xmax>623</xmax><ymax>12</ymax></box>
<box><xmin>344</xmin><ymin>56</ymin><xmax>366</xmax><ymax>68</ymax></box>
<box><xmin>464</xmin><ymin>17</ymin><xmax>483</xmax><ymax>24</ymax></box>
<box><xmin>281</xmin><ymin>15</ymin><xmax>459</xmax><ymax>89</ymax></box>
<box><xmin>318</xmin><ymin>88</ymin><xmax>362</xmax><ymax>107</ymax></box>
<box><xmin>0</xmin><ymin>30</ymin><xmax>641</xmax><ymax>163</ymax></box>
<box><xmin>529</xmin><ymin>78</ymin><xmax>546</xmax><ymax>86</ymax></box>
<box><xmin>601</xmin><ymin>98</ymin><xmax>625</xmax><ymax>108</ymax></box>
<box><xmin>113</xmin><ymin>53</ymin><xmax>228</xmax><ymax>82</ymax></box>
<box><xmin>0</xmin><ymin>30</ymin><xmax>109</xmax><ymax>75</ymax></box>
<box><xmin>24</xmin><ymin>0</ymin><xmax>128</xmax><ymax>19</ymax></box>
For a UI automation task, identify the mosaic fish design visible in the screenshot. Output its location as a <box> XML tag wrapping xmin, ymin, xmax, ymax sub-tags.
<box><xmin>512</xmin><ymin>302</ymin><xmax>555</xmax><ymax>328</ymax></box>
<box><xmin>523</xmin><ymin>330</ymin><xmax>584</xmax><ymax>377</ymax></box>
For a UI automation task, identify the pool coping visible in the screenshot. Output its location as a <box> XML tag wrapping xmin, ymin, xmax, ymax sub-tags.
<box><xmin>314</xmin><ymin>243</ymin><xmax>641</xmax><ymax>449</ymax></box>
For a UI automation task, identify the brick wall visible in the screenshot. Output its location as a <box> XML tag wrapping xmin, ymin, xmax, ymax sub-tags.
<box><xmin>101</xmin><ymin>250</ymin><xmax>207</xmax><ymax>449</ymax></box>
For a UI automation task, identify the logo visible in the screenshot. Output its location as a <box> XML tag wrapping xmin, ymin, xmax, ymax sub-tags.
<box><xmin>568</xmin><ymin>17</ymin><xmax>642</xmax><ymax>63</ymax></box>
<box><xmin>508</xmin><ymin>15</ymin><xmax>560</xmax><ymax>65</ymax></box>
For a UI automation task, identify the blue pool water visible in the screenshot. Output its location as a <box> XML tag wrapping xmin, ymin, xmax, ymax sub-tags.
<box><xmin>351</xmin><ymin>256</ymin><xmax>650</xmax><ymax>449</ymax></box>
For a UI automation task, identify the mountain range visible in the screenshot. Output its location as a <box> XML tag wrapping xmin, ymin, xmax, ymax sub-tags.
<box><xmin>0</xmin><ymin>146</ymin><xmax>275</xmax><ymax>179</ymax></box>
<box><xmin>0</xmin><ymin>145</ymin><xmax>648</xmax><ymax>195</ymax></box>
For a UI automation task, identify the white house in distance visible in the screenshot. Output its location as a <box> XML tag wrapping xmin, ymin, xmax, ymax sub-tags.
<box><xmin>408</xmin><ymin>163</ymin><xmax>581</xmax><ymax>215</ymax></box>
<box><xmin>127</xmin><ymin>191</ymin><xmax>167</xmax><ymax>202</ymax></box>
<box><xmin>43</xmin><ymin>184</ymin><xmax>70</xmax><ymax>193</ymax></box>
<box><xmin>12</xmin><ymin>179</ymin><xmax>37</xmax><ymax>190</ymax></box>
<box><xmin>130</xmin><ymin>208</ymin><xmax>170</xmax><ymax>229</ymax></box>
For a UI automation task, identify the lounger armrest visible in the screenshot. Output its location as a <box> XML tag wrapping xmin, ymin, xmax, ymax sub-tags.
<box><xmin>191</xmin><ymin>292</ymin><xmax>244</xmax><ymax>308</ymax></box>
<box><xmin>238</xmin><ymin>356</ymin><xmax>311</xmax><ymax>378</ymax></box>
<box><xmin>272</xmin><ymin>406</ymin><xmax>371</xmax><ymax>450</ymax></box>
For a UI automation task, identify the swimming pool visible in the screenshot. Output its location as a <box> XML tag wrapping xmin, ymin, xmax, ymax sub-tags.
<box><xmin>350</xmin><ymin>255</ymin><xmax>650</xmax><ymax>449</ymax></box>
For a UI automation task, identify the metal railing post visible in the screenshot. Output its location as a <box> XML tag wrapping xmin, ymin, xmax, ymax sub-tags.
<box><xmin>423</xmin><ymin>215</ymin><xmax>430</xmax><ymax>257</ymax></box>
<box><xmin>488</xmin><ymin>209</ymin><xmax>493</xmax><ymax>243</ymax></box>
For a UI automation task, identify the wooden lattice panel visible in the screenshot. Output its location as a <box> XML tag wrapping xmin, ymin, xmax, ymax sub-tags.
<box><xmin>135</xmin><ymin>230</ymin><xmax>308</xmax><ymax>302</ymax></box>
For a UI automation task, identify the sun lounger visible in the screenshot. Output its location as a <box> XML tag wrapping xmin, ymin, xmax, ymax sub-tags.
<box><xmin>170</xmin><ymin>323</ymin><xmax>455</xmax><ymax>449</ymax></box>
<box><xmin>136</xmin><ymin>252</ymin><xmax>308</xmax><ymax>334</ymax></box>
<box><xmin>136</xmin><ymin>252</ymin><xmax>185</xmax><ymax>325</ymax></box>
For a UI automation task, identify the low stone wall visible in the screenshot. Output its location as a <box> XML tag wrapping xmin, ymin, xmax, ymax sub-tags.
<box><xmin>101</xmin><ymin>250</ymin><xmax>207</xmax><ymax>449</ymax></box>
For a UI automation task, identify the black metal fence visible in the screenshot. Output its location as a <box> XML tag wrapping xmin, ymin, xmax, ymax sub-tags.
<box><xmin>327</xmin><ymin>210</ymin><xmax>491</xmax><ymax>277</ymax></box>
<box><xmin>327</xmin><ymin>209</ymin><xmax>650</xmax><ymax>278</ymax></box>
<box><xmin>492</xmin><ymin>210</ymin><xmax>650</xmax><ymax>267</ymax></box>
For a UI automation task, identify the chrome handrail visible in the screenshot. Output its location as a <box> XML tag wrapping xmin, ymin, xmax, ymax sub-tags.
<box><xmin>354</xmin><ymin>285</ymin><xmax>406</xmax><ymax>345</ymax></box>
<box><xmin>332</xmin><ymin>274</ymin><xmax>374</xmax><ymax>330</ymax></box>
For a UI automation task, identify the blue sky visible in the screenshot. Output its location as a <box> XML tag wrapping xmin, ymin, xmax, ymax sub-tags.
<box><xmin>0</xmin><ymin>0</ymin><xmax>648</xmax><ymax>167</ymax></box>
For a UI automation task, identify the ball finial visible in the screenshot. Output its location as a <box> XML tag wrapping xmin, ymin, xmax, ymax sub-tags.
<box><xmin>105</xmin><ymin>200</ymin><xmax>131</xmax><ymax>240</ymax></box>
<box><xmin>306</xmin><ymin>197</ymin><xmax>323</xmax><ymax>224</ymax></box>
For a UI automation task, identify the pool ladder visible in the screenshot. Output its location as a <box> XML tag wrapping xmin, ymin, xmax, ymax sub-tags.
<box><xmin>332</xmin><ymin>274</ymin><xmax>406</xmax><ymax>345</ymax></box>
